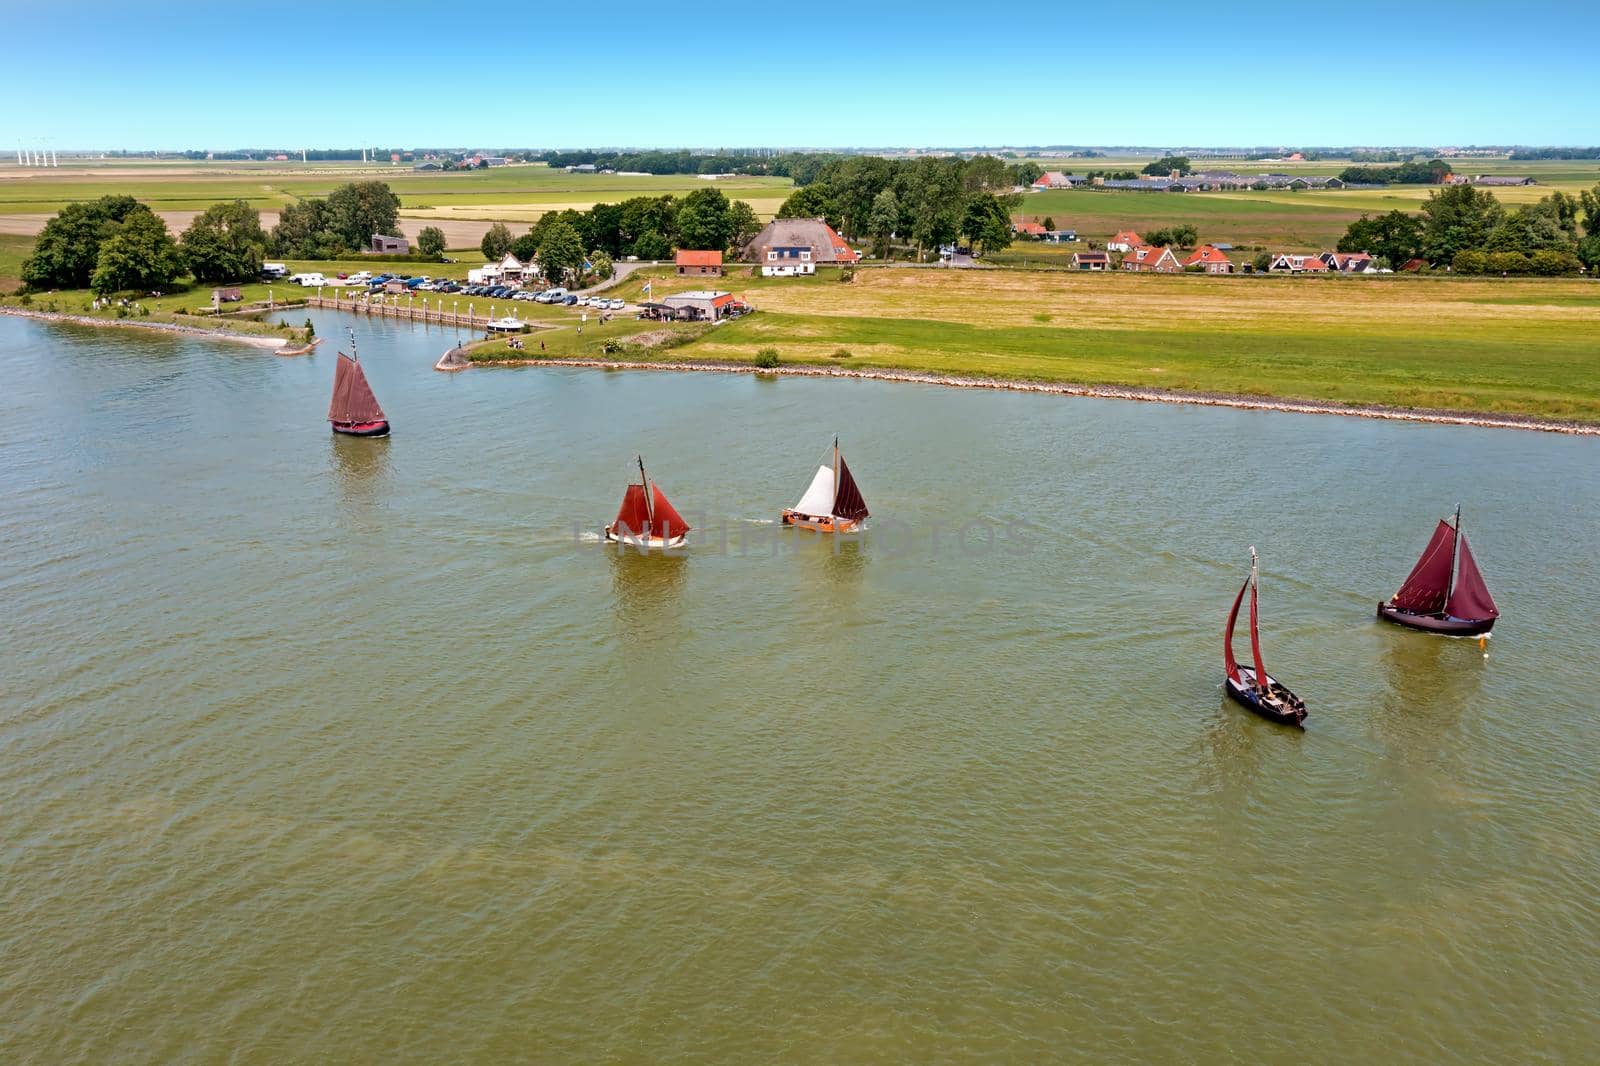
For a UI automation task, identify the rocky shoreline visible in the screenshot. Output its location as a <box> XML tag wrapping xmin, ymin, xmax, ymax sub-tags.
<box><xmin>470</xmin><ymin>356</ymin><xmax>1600</xmax><ymax>437</ymax></box>
<box><xmin>0</xmin><ymin>306</ymin><xmax>298</xmax><ymax>350</ymax></box>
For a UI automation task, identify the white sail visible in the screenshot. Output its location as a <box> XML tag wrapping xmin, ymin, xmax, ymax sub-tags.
<box><xmin>792</xmin><ymin>465</ymin><xmax>836</xmax><ymax>516</ymax></box>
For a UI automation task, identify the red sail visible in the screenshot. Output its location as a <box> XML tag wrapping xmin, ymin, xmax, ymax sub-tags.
<box><xmin>612</xmin><ymin>484</ymin><xmax>652</xmax><ymax>536</ymax></box>
<box><xmin>328</xmin><ymin>353</ymin><xmax>386</xmax><ymax>424</ymax></box>
<box><xmin>1391</xmin><ymin>519</ymin><xmax>1455</xmax><ymax>614</ymax></box>
<box><xmin>1248</xmin><ymin>574</ymin><xmax>1268</xmax><ymax>691</ymax></box>
<box><xmin>833</xmin><ymin>456</ymin><xmax>869</xmax><ymax>521</ymax></box>
<box><xmin>1224</xmin><ymin>575</ymin><xmax>1248</xmax><ymax>685</ymax></box>
<box><xmin>651</xmin><ymin>485</ymin><xmax>690</xmax><ymax>539</ymax></box>
<box><xmin>1445</xmin><ymin>534</ymin><xmax>1498</xmax><ymax>621</ymax></box>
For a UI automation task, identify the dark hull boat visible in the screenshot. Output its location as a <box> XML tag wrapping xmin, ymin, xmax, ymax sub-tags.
<box><xmin>1378</xmin><ymin>506</ymin><xmax>1498</xmax><ymax>637</ymax></box>
<box><xmin>604</xmin><ymin>455</ymin><xmax>690</xmax><ymax>550</ymax></box>
<box><xmin>1224</xmin><ymin>548</ymin><xmax>1307</xmax><ymax>727</ymax></box>
<box><xmin>781</xmin><ymin>436</ymin><xmax>870</xmax><ymax>534</ymax></box>
<box><xmin>328</xmin><ymin>337</ymin><xmax>390</xmax><ymax>438</ymax></box>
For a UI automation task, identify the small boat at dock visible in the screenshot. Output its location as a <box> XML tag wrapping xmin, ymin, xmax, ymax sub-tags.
<box><xmin>328</xmin><ymin>331</ymin><xmax>389</xmax><ymax>437</ymax></box>
<box><xmin>1224</xmin><ymin>548</ymin><xmax>1308</xmax><ymax>727</ymax></box>
<box><xmin>781</xmin><ymin>436</ymin><xmax>869</xmax><ymax>533</ymax></box>
<box><xmin>604</xmin><ymin>455</ymin><xmax>689</xmax><ymax>549</ymax></box>
<box><xmin>1378</xmin><ymin>506</ymin><xmax>1498</xmax><ymax>636</ymax></box>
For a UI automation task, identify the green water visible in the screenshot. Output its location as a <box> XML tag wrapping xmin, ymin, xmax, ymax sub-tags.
<box><xmin>3</xmin><ymin>311</ymin><xmax>1597</xmax><ymax>1063</ymax></box>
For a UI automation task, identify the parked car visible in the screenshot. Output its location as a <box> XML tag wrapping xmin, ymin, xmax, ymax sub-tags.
<box><xmin>609</xmin><ymin>298</ymin><xmax>625</xmax><ymax>310</ymax></box>
<box><xmin>562</xmin><ymin>294</ymin><xmax>578</xmax><ymax>306</ymax></box>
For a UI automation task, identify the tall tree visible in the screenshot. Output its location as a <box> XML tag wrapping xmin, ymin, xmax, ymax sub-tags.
<box><xmin>271</xmin><ymin>199</ymin><xmax>344</xmax><ymax>259</ymax></box>
<box><xmin>325</xmin><ymin>181</ymin><xmax>402</xmax><ymax>250</ymax></box>
<box><xmin>1142</xmin><ymin>155</ymin><xmax>1193</xmax><ymax>176</ymax></box>
<box><xmin>960</xmin><ymin>194</ymin><xmax>1013</xmax><ymax>255</ymax></box>
<box><xmin>480</xmin><ymin>222</ymin><xmax>513</xmax><ymax>260</ymax></box>
<box><xmin>868</xmin><ymin>188</ymin><xmax>900</xmax><ymax>258</ymax></box>
<box><xmin>181</xmin><ymin>200</ymin><xmax>267</xmax><ymax>283</ymax></box>
<box><xmin>536</xmin><ymin>221</ymin><xmax>585</xmax><ymax>286</ymax></box>
<box><xmin>91</xmin><ymin>209</ymin><xmax>184</xmax><ymax>294</ymax></box>
<box><xmin>1337</xmin><ymin>210</ymin><xmax>1424</xmax><ymax>266</ymax></box>
<box><xmin>776</xmin><ymin>185</ymin><xmax>836</xmax><ymax>226</ymax></box>
<box><xmin>726</xmin><ymin>200</ymin><xmax>760</xmax><ymax>250</ymax></box>
<box><xmin>21</xmin><ymin>195</ymin><xmax>143</xmax><ymax>289</ymax></box>
<box><xmin>416</xmin><ymin>225</ymin><xmax>447</xmax><ymax>258</ymax></box>
<box><xmin>1419</xmin><ymin>184</ymin><xmax>1505</xmax><ymax>264</ymax></box>
<box><xmin>675</xmin><ymin>188</ymin><xmax>733</xmax><ymax>250</ymax></box>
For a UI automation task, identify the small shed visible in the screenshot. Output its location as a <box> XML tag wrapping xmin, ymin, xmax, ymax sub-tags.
<box><xmin>369</xmin><ymin>234</ymin><xmax>410</xmax><ymax>255</ymax></box>
<box><xmin>211</xmin><ymin>286</ymin><xmax>243</xmax><ymax>304</ymax></box>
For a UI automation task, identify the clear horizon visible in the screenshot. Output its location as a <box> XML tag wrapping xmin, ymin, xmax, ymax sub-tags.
<box><xmin>9</xmin><ymin>0</ymin><xmax>1597</xmax><ymax>149</ymax></box>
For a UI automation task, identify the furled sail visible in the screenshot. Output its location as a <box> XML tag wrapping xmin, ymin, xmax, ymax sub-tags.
<box><xmin>328</xmin><ymin>353</ymin><xmax>386</xmax><ymax>424</ymax></box>
<box><xmin>833</xmin><ymin>456</ymin><xmax>869</xmax><ymax>521</ymax></box>
<box><xmin>1390</xmin><ymin>519</ymin><xmax>1455</xmax><ymax>615</ymax></box>
<box><xmin>1224</xmin><ymin>575</ymin><xmax>1248</xmax><ymax>685</ymax></box>
<box><xmin>1445</xmin><ymin>534</ymin><xmax>1498</xmax><ymax>621</ymax></box>
<box><xmin>792</xmin><ymin>466</ymin><xmax>836</xmax><ymax>517</ymax></box>
<box><xmin>1248</xmin><ymin>572</ymin><xmax>1268</xmax><ymax>691</ymax></box>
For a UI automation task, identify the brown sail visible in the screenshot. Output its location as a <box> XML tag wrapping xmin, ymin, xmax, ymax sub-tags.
<box><xmin>1445</xmin><ymin>535</ymin><xmax>1498</xmax><ymax>622</ymax></box>
<box><xmin>833</xmin><ymin>456</ymin><xmax>869</xmax><ymax>521</ymax></box>
<box><xmin>1389</xmin><ymin>519</ymin><xmax>1455</xmax><ymax>615</ymax></box>
<box><xmin>328</xmin><ymin>353</ymin><xmax>386</xmax><ymax>424</ymax></box>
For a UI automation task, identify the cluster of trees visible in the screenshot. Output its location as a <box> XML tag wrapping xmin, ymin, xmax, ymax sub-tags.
<box><xmin>477</xmin><ymin>188</ymin><xmax>761</xmax><ymax>285</ymax></box>
<box><xmin>1142</xmin><ymin>156</ymin><xmax>1193</xmax><ymax>176</ymax></box>
<box><xmin>1509</xmin><ymin>147</ymin><xmax>1600</xmax><ymax>160</ymax></box>
<box><xmin>770</xmin><ymin>154</ymin><xmax>1036</xmax><ymax>259</ymax></box>
<box><xmin>269</xmin><ymin>182</ymin><xmax>403</xmax><ymax>259</ymax></box>
<box><xmin>22</xmin><ymin>195</ymin><xmax>279</xmax><ymax>293</ymax></box>
<box><xmin>1336</xmin><ymin>183</ymin><xmax>1600</xmax><ymax>274</ymax></box>
<box><xmin>1349</xmin><ymin>150</ymin><xmax>1409</xmax><ymax>163</ymax></box>
<box><xmin>536</xmin><ymin>150</ymin><xmax>838</xmax><ymax>182</ymax></box>
<box><xmin>1141</xmin><ymin>224</ymin><xmax>1199</xmax><ymax>248</ymax></box>
<box><xmin>1337</xmin><ymin>159</ymin><xmax>1452</xmax><ymax>185</ymax></box>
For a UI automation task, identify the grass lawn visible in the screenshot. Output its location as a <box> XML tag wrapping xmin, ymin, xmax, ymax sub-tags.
<box><xmin>0</xmin><ymin>233</ymin><xmax>34</xmax><ymax>291</ymax></box>
<box><xmin>0</xmin><ymin>161</ymin><xmax>795</xmax><ymax>219</ymax></box>
<box><xmin>572</xmin><ymin>266</ymin><xmax>1600</xmax><ymax>423</ymax></box>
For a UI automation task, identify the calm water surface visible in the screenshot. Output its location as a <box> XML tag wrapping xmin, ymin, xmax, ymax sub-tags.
<box><xmin>2</xmin><ymin>311</ymin><xmax>1597</xmax><ymax>1063</ymax></box>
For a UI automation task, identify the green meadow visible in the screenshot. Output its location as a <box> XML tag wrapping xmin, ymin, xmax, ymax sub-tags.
<box><xmin>563</xmin><ymin>266</ymin><xmax>1600</xmax><ymax>424</ymax></box>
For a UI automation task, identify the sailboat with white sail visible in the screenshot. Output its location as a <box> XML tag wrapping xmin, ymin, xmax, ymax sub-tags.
<box><xmin>781</xmin><ymin>436</ymin><xmax>869</xmax><ymax>533</ymax></box>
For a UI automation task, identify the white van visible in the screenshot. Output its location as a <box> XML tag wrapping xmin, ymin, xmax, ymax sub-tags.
<box><xmin>287</xmin><ymin>272</ymin><xmax>328</xmax><ymax>287</ymax></box>
<box><xmin>261</xmin><ymin>262</ymin><xmax>288</xmax><ymax>279</ymax></box>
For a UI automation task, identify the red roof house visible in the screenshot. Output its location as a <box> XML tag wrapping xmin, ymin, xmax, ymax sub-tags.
<box><xmin>1107</xmin><ymin>229</ymin><xmax>1144</xmax><ymax>252</ymax></box>
<box><xmin>1012</xmin><ymin>219</ymin><xmax>1047</xmax><ymax>237</ymax></box>
<box><xmin>1182</xmin><ymin>245</ymin><xmax>1235</xmax><ymax>273</ymax></box>
<box><xmin>1121</xmin><ymin>245</ymin><xmax>1182</xmax><ymax>273</ymax></box>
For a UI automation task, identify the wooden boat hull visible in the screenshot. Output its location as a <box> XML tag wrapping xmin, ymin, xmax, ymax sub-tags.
<box><xmin>781</xmin><ymin>509</ymin><xmax>861</xmax><ymax>534</ymax></box>
<box><xmin>1225</xmin><ymin>667</ymin><xmax>1307</xmax><ymax>727</ymax></box>
<box><xmin>1376</xmin><ymin>603</ymin><xmax>1495</xmax><ymax>637</ymax></box>
<box><xmin>604</xmin><ymin>525</ymin><xmax>686</xmax><ymax>550</ymax></box>
<box><xmin>331</xmin><ymin>420</ymin><xmax>390</xmax><ymax>437</ymax></box>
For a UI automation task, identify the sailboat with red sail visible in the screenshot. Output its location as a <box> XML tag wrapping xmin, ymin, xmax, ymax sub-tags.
<box><xmin>604</xmin><ymin>455</ymin><xmax>690</xmax><ymax>549</ymax></box>
<box><xmin>781</xmin><ymin>436</ymin><xmax>869</xmax><ymax>533</ymax></box>
<box><xmin>1378</xmin><ymin>505</ymin><xmax>1498</xmax><ymax>636</ymax></box>
<box><xmin>327</xmin><ymin>331</ymin><xmax>389</xmax><ymax>437</ymax></box>
<box><xmin>1224</xmin><ymin>548</ymin><xmax>1308</xmax><ymax>727</ymax></box>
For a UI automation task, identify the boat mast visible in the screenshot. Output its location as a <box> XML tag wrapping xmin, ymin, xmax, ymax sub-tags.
<box><xmin>638</xmin><ymin>454</ymin><xmax>654</xmax><ymax>528</ymax></box>
<box><xmin>348</xmin><ymin>327</ymin><xmax>358</xmax><ymax>361</ymax></box>
<box><xmin>1445</xmin><ymin>503</ymin><xmax>1462</xmax><ymax>608</ymax></box>
<box><xmin>832</xmin><ymin>435</ymin><xmax>840</xmax><ymax>516</ymax></box>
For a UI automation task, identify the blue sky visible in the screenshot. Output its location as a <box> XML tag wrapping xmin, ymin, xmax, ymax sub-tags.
<box><xmin>9</xmin><ymin>0</ymin><xmax>1596</xmax><ymax>149</ymax></box>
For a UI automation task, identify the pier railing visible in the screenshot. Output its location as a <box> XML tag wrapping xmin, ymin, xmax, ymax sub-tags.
<box><xmin>307</xmin><ymin>294</ymin><xmax>512</xmax><ymax>330</ymax></box>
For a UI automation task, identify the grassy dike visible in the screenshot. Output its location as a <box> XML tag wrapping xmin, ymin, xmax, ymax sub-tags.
<box><xmin>479</xmin><ymin>266</ymin><xmax>1600</xmax><ymax>426</ymax></box>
